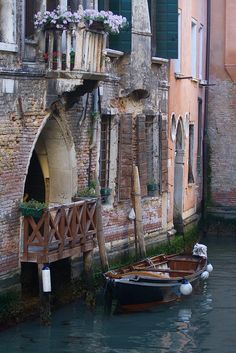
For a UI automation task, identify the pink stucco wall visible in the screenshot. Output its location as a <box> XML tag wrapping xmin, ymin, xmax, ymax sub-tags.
<box><xmin>168</xmin><ymin>0</ymin><xmax>207</xmax><ymax>226</ymax></box>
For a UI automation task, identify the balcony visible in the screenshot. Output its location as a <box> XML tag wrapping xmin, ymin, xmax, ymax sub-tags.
<box><xmin>21</xmin><ymin>200</ymin><xmax>97</xmax><ymax>264</ymax></box>
<box><xmin>44</xmin><ymin>24</ymin><xmax>107</xmax><ymax>85</ymax></box>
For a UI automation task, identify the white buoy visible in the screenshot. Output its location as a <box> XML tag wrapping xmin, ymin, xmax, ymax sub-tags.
<box><xmin>201</xmin><ymin>270</ymin><xmax>209</xmax><ymax>280</ymax></box>
<box><xmin>42</xmin><ymin>265</ymin><xmax>51</xmax><ymax>292</ymax></box>
<box><xmin>180</xmin><ymin>280</ymin><xmax>192</xmax><ymax>295</ymax></box>
<box><xmin>128</xmin><ymin>208</ymin><xmax>136</xmax><ymax>220</ymax></box>
<box><xmin>207</xmin><ymin>263</ymin><xmax>213</xmax><ymax>273</ymax></box>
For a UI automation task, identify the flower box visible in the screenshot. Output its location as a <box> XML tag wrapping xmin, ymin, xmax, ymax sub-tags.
<box><xmin>34</xmin><ymin>7</ymin><xmax>128</xmax><ymax>34</ymax></box>
<box><xmin>88</xmin><ymin>21</ymin><xmax>105</xmax><ymax>31</ymax></box>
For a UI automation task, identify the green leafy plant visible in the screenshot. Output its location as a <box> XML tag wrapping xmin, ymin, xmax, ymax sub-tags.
<box><xmin>19</xmin><ymin>199</ymin><xmax>47</xmax><ymax>218</ymax></box>
<box><xmin>88</xmin><ymin>179</ymin><xmax>97</xmax><ymax>189</ymax></box>
<box><xmin>76</xmin><ymin>187</ymin><xmax>96</xmax><ymax>197</ymax></box>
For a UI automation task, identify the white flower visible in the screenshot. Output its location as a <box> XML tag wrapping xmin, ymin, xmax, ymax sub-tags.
<box><xmin>34</xmin><ymin>7</ymin><xmax>127</xmax><ymax>34</ymax></box>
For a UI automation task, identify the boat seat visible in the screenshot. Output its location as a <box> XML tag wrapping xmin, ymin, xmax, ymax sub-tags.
<box><xmin>168</xmin><ymin>258</ymin><xmax>199</xmax><ymax>263</ymax></box>
<box><xmin>132</xmin><ymin>267</ymin><xmax>194</xmax><ymax>274</ymax></box>
<box><xmin>153</xmin><ymin>268</ymin><xmax>194</xmax><ymax>274</ymax></box>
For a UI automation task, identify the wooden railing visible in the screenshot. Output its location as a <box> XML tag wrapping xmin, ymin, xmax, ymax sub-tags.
<box><xmin>21</xmin><ymin>200</ymin><xmax>97</xmax><ymax>263</ymax></box>
<box><xmin>45</xmin><ymin>24</ymin><xmax>106</xmax><ymax>73</ymax></box>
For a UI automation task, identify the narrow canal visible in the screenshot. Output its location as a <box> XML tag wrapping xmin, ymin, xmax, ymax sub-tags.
<box><xmin>1</xmin><ymin>235</ymin><xmax>236</xmax><ymax>353</ymax></box>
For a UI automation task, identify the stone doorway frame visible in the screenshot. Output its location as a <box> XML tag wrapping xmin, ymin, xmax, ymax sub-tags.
<box><xmin>23</xmin><ymin>109</ymin><xmax>77</xmax><ymax>206</ymax></box>
<box><xmin>173</xmin><ymin>118</ymin><xmax>185</xmax><ymax>233</ymax></box>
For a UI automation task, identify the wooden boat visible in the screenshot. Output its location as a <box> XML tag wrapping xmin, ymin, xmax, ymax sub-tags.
<box><xmin>104</xmin><ymin>253</ymin><xmax>208</xmax><ymax>311</ymax></box>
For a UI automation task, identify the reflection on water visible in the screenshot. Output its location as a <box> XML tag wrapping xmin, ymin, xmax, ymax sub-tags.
<box><xmin>0</xmin><ymin>235</ymin><xmax>236</xmax><ymax>353</ymax></box>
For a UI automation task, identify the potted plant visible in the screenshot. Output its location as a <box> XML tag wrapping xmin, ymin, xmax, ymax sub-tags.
<box><xmin>34</xmin><ymin>6</ymin><xmax>81</xmax><ymax>31</ymax></box>
<box><xmin>100</xmin><ymin>187</ymin><xmax>111</xmax><ymax>204</ymax></box>
<box><xmin>83</xmin><ymin>9</ymin><xmax>128</xmax><ymax>34</ymax></box>
<box><xmin>19</xmin><ymin>199</ymin><xmax>47</xmax><ymax>219</ymax></box>
<box><xmin>147</xmin><ymin>181</ymin><xmax>158</xmax><ymax>197</ymax></box>
<box><xmin>73</xmin><ymin>180</ymin><xmax>97</xmax><ymax>200</ymax></box>
<box><xmin>43</xmin><ymin>50</ymin><xmax>74</xmax><ymax>70</ymax></box>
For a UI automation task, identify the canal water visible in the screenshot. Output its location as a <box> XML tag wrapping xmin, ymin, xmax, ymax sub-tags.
<box><xmin>0</xmin><ymin>235</ymin><xmax>236</xmax><ymax>353</ymax></box>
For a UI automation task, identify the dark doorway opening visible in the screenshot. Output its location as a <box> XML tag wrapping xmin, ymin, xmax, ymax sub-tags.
<box><xmin>24</xmin><ymin>150</ymin><xmax>45</xmax><ymax>202</ymax></box>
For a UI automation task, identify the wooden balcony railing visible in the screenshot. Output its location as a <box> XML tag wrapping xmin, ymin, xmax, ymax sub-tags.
<box><xmin>21</xmin><ymin>200</ymin><xmax>97</xmax><ymax>264</ymax></box>
<box><xmin>45</xmin><ymin>24</ymin><xmax>106</xmax><ymax>74</ymax></box>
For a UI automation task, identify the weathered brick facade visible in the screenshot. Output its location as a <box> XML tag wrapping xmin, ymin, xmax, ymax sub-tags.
<box><xmin>0</xmin><ymin>0</ymin><xmax>172</xmax><ymax>293</ymax></box>
<box><xmin>208</xmin><ymin>0</ymin><xmax>236</xmax><ymax>211</ymax></box>
<box><xmin>0</xmin><ymin>0</ymin><xmax>209</xmax><ymax>299</ymax></box>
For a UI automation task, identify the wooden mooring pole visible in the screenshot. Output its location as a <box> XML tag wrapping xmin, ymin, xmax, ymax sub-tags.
<box><xmin>132</xmin><ymin>165</ymin><xmax>146</xmax><ymax>258</ymax></box>
<box><xmin>83</xmin><ymin>250</ymin><xmax>93</xmax><ymax>286</ymax></box>
<box><xmin>38</xmin><ymin>264</ymin><xmax>51</xmax><ymax>325</ymax></box>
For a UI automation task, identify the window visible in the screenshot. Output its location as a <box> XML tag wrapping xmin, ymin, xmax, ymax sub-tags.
<box><xmin>199</xmin><ymin>25</ymin><xmax>203</xmax><ymax>80</ymax></box>
<box><xmin>118</xmin><ymin>113</ymin><xmax>133</xmax><ymax>201</ymax></box>
<box><xmin>98</xmin><ymin>0</ymin><xmax>131</xmax><ymax>53</ymax></box>
<box><xmin>188</xmin><ymin>124</ymin><xmax>194</xmax><ymax>183</ymax></box>
<box><xmin>145</xmin><ymin>117</ymin><xmax>154</xmax><ymax>183</ymax></box>
<box><xmin>174</xmin><ymin>10</ymin><xmax>181</xmax><ymax>73</ymax></box>
<box><xmin>197</xmin><ymin>98</ymin><xmax>203</xmax><ymax>176</ymax></box>
<box><xmin>148</xmin><ymin>0</ymin><xmax>178</xmax><ymax>59</ymax></box>
<box><xmin>25</xmin><ymin>0</ymin><xmax>37</xmax><ymax>40</ymax></box>
<box><xmin>25</xmin><ymin>0</ymin><xmax>64</xmax><ymax>40</ymax></box>
<box><xmin>68</xmin><ymin>0</ymin><xmax>87</xmax><ymax>10</ymax></box>
<box><xmin>191</xmin><ymin>20</ymin><xmax>197</xmax><ymax>78</ymax></box>
<box><xmin>0</xmin><ymin>0</ymin><xmax>16</xmax><ymax>48</ymax></box>
<box><xmin>145</xmin><ymin>116</ymin><xmax>159</xmax><ymax>196</ymax></box>
<box><xmin>99</xmin><ymin>115</ymin><xmax>111</xmax><ymax>189</ymax></box>
<box><xmin>47</xmin><ymin>0</ymin><xmax>59</xmax><ymax>11</ymax></box>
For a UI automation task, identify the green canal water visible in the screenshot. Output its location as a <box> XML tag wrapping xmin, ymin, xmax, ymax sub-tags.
<box><xmin>0</xmin><ymin>235</ymin><xmax>236</xmax><ymax>353</ymax></box>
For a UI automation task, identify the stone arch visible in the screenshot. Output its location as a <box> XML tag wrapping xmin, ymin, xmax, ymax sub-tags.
<box><xmin>23</xmin><ymin>109</ymin><xmax>77</xmax><ymax>205</ymax></box>
<box><xmin>173</xmin><ymin>117</ymin><xmax>185</xmax><ymax>233</ymax></box>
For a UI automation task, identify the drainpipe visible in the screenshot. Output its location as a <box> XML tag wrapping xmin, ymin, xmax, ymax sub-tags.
<box><xmin>88</xmin><ymin>88</ymin><xmax>99</xmax><ymax>186</ymax></box>
<box><xmin>202</xmin><ymin>0</ymin><xmax>211</xmax><ymax>227</ymax></box>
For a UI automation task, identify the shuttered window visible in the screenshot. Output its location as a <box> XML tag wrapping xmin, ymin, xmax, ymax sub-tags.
<box><xmin>118</xmin><ymin>114</ymin><xmax>133</xmax><ymax>200</ymax></box>
<box><xmin>148</xmin><ymin>0</ymin><xmax>178</xmax><ymax>59</ymax></box>
<box><xmin>136</xmin><ymin>115</ymin><xmax>148</xmax><ymax>196</ymax></box>
<box><xmin>145</xmin><ymin>117</ymin><xmax>154</xmax><ymax>182</ymax></box>
<box><xmin>99</xmin><ymin>115</ymin><xmax>111</xmax><ymax>188</ymax></box>
<box><xmin>160</xmin><ymin>116</ymin><xmax>168</xmax><ymax>193</ymax></box>
<box><xmin>98</xmin><ymin>0</ymin><xmax>131</xmax><ymax>53</ymax></box>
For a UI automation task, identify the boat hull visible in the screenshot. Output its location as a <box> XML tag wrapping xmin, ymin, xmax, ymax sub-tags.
<box><xmin>107</xmin><ymin>276</ymin><xmax>201</xmax><ymax>309</ymax></box>
<box><xmin>104</xmin><ymin>254</ymin><xmax>207</xmax><ymax>311</ymax></box>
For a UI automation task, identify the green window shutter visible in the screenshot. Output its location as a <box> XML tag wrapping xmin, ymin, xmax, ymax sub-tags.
<box><xmin>108</xmin><ymin>0</ymin><xmax>132</xmax><ymax>53</ymax></box>
<box><xmin>98</xmin><ymin>0</ymin><xmax>105</xmax><ymax>10</ymax></box>
<box><xmin>118</xmin><ymin>114</ymin><xmax>133</xmax><ymax>201</ymax></box>
<box><xmin>155</xmin><ymin>0</ymin><xmax>178</xmax><ymax>59</ymax></box>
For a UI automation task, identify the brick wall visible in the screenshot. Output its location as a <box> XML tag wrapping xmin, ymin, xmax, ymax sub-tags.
<box><xmin>208</xmin><ymin>79</ymin><xmax>236</xmax><ymax>207</ymax></box>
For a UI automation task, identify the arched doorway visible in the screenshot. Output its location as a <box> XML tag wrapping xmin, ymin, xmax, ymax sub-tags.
<box><xmin>23</xmin><ymin>114</ymin><xmax>77</xmax><ymax>205</ymax></box>
<box><xmin>173</xmin><ymin>119</ymin><xmax>185</xmax><ymax>233</ymax></box>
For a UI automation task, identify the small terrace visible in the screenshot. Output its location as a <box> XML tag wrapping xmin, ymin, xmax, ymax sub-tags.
<box><xmin>44</xmin><ymin>24</ymin><xmax>107</xmax><ymax>79</ymax></box>
<box><xmin>21</xmin><ymin>199</ymin><xmax>97</xmax><ymax>264</ymax></box>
